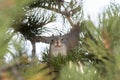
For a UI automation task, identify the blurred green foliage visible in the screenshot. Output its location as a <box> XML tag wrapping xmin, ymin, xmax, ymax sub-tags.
<box><xmin>0</xmin><ymin>0</ymin><xmax>120</xmax><ymax>80</ymax></box>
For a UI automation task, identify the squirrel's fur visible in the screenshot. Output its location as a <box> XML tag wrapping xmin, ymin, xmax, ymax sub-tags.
<box><xmin>49</xmin><ymin>26</ymin><xmax>80</xmax><ymax>57</ymax></box>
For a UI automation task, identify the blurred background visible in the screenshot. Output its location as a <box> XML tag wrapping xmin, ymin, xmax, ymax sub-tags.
<box><xmin>0</xmin><ymin>0</ymin><xmax>120</xmax><ymax>80</ymax></box>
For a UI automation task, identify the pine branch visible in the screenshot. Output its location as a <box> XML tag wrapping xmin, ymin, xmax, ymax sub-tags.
<box><xmin>29</xmin><ymin>0</ymin><xmax>82</xmax><ymax>27</ymax></box>
<box><xmin>33</xmin><ymin>36</ymin><xmax>53</xmax><ymax>43</ymax></box>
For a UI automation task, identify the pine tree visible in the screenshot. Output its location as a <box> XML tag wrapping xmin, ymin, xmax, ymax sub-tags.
<box><xmin>0</xmin><ymin>0</ymin><xmax>120</xmax><ymax>80</ymax></box>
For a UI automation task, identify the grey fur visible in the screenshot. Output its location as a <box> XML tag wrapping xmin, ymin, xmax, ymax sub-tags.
<box><xmin>49</xmin><ymin>26</ymin><xmax>80</xmax><ymax>57</ymax></box>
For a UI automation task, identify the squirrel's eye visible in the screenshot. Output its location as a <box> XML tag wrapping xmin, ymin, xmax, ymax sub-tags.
<box><xmin>51</xmin><ymin>39</ymin><xmax>54</xmax><ymax>42</ymax></box>
<box><xmin>61</xmin><ymin>38</ymin><xmax>63</xmax><ymax>41</ymax></box>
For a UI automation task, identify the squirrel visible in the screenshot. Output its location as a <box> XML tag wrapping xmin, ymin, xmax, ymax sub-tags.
<box><xmin>34</xmin><ymin>25</ymin><xmax>81</xmax><ymax>57</ymax></box>
<box><xmin>49</xmin><ymin>25</ymin><xmax>80</xmax><ymax>57</ymax></box>
<box><xmin>49</xmin><ymin>34</ymin><xmax>67</xmax><ymax>57</ymax></box>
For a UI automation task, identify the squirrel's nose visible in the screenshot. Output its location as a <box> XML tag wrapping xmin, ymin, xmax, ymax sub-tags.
<box><xmin>57</xmin><ymin>40</ymin><xmax>59</xmax><ymax>46</ymax></box>
<box><xmin>56</xmin><ymin>40</ymin><xmax>61</xmax><ymax>47</ymax></box>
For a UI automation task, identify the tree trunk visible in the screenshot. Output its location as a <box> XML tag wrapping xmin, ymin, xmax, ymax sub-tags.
<box><xmin>31</xmin><ymin>41</ymin><xmax>36</xmax><ymax>58</ymax></box>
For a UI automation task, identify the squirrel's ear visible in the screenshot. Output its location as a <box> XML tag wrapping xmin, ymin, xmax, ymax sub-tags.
<box><xmin>52</xmin><ymin>34</ymin><xmax>54</xmax><ymax>37</ymax></box>
<box><xmin>60</xmin><ymin>33</ymin><xmax>62</xmax><ymax>36</ymax></box>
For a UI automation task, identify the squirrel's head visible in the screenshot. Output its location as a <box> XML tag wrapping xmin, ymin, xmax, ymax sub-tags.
<box><xmin>50</xmin><ymin>34</ymin><xmax>65</xmax><ymax>47</ymax></box>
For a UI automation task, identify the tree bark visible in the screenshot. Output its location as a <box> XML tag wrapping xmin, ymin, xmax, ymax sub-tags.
<box><xmin>31</xmin><ymin>41</ymin><xmax>36</xmax><ymax>58</ymax></box>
